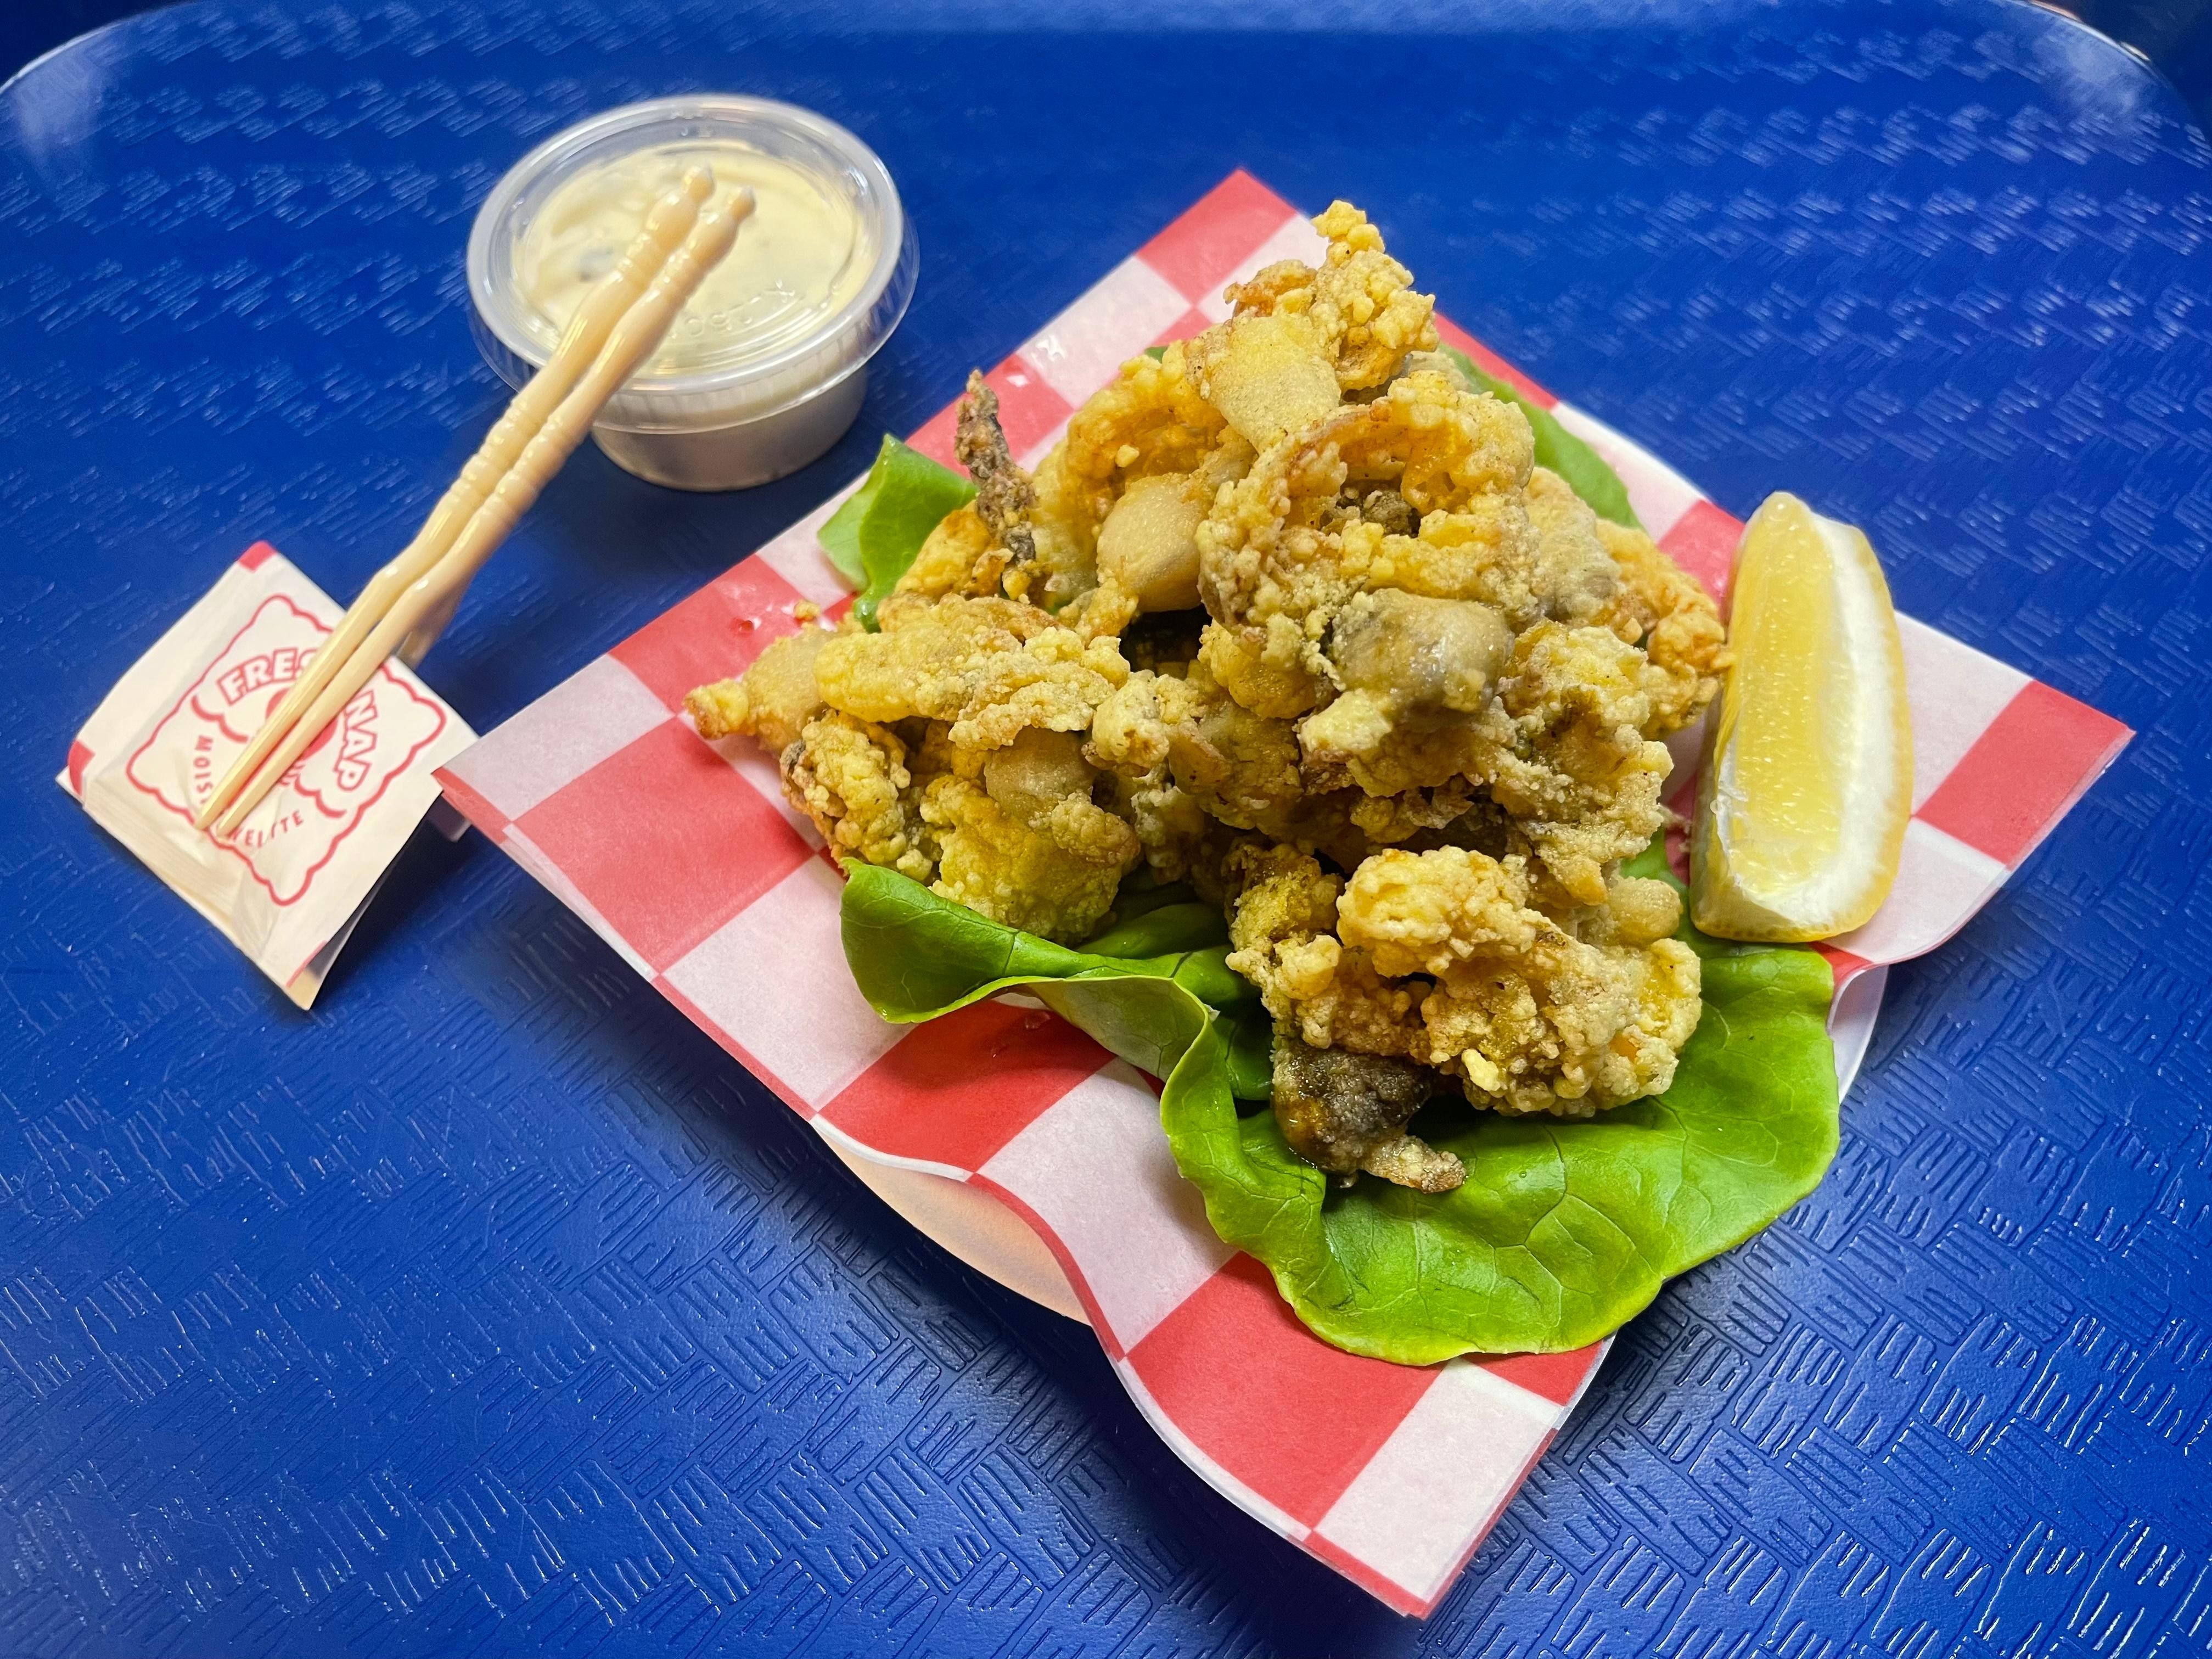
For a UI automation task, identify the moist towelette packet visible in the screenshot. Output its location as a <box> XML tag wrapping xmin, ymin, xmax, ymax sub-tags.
<box><xmin>59</xmin><ymin>543</ymin><xmax>475</xmax><ymax>1008</ymax></box>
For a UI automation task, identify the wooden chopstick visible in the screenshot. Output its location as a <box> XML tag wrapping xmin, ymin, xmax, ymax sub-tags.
<box><xmin>194</xmin><ymin>166</ymin><xmax>720</xmax><ymax>832</ymax></box>
<box><xmin>206</xmin><ymin>183</ymin><xmax>756</xmax><ymax>838</ymax></box>
<box><xmin>194</xmin><ymin>166</ymin><xmax>718</xmax><ymax>832</ymax></box>
<box><xmin>194</xmin><ymin>167</ymin><xmax>718</xmax><ymax>832</ymax></box>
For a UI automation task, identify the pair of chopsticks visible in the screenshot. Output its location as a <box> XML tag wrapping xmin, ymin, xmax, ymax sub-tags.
<box><xmin>195</xmin><ymin>167</ymin><xmax>755</xmax><ymax>837</ymax></box>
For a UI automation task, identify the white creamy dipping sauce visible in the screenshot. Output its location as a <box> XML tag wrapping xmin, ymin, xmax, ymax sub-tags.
<box><xmin>469</xmin><ymin>94</ymin><xmax>912</xmax><ymax>490</ymax></box>
<box><xmin>513</xmin><ymin>142</ymin><xmax>872</xmax><ymax>376</ymax></box>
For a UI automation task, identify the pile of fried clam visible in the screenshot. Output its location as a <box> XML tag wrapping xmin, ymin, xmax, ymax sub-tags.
<box><xmin>691</xmin><ymin>202</ymin><xmax>1730</xmax><ymax>1195</ymax></box>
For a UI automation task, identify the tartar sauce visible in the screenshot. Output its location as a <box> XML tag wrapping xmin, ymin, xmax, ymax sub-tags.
<box><xmin>469</xmin><ymin>96</ymin><xmax>913</xmax><ymax>490</ymax></box>
<box><xmin>514</xmin><ymin>142</ymin><xmax>872</xmax><ymax>375</ymax></box>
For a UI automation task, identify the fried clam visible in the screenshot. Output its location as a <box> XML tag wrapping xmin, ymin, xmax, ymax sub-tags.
<box><xmin>1338</xmin><ymin>847</ymin><xmax>1702</xmax><ymax>1118</ymax></box>
<box><xmin>954</xmin><ymin>369</ymin><xmax>1037</xmax><ymax>573</ymax></box>
<box><xmin>693</xmin><ymin>194</ymin><xmax>1731</xmax><ymax>1191</ymax></box>
<box><xmin>816</xmin><ymin>593</ymin><xmax>1131</xmax><ymax>754</ymax></box>
<box><xmin>1028</xmin><ymin>342</ymin><xmax>1230</xmax><ymax>612</ymax></box>
<box><xmin>1272</xmin><ymin>1031</ymin><xmax>1463</xmax><ymax>1193</ymax></box>
<box><xmin>1194</xmin><ymin>367</ymin><xmax>1540</xmax><ymax>719</ymax></box>
<box><xmin>923</xmin><ymin>728</ymin><xmax>1140</xmax><ymax>943</ymax></box>
<box><xmin>1218</xmin><ymin>200</ymin><xmax>1439</xmax><ymax>394</ymax></box>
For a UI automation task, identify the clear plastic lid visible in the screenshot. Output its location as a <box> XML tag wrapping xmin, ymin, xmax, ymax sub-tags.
<box><xmin>467</xmin><ymin>96</ymin><xmax>916</xmax><ymax>435</ymax></box>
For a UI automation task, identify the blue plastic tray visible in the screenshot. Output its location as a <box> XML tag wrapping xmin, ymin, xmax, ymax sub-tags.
<box><xmin>2</xmin><ymin>2</ymin><xmax>2206</xmax><ymax>1654</ymax></box>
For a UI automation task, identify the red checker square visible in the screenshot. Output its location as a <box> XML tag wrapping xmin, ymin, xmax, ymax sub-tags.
<box><xmin>907</xmin><ymin>399</ymin><xmax>962</xmax><ymax>468</ymax></box>
<box><xmin>515</xmin><ymin>719</ymin><xmax>812</xmax><ymax>972</ymax></box>
<box><xmin>1474</xmin><ymin>1344</ymin><xmax>1603</xmax><ymax>1409</ymax></box>
<box><xmin>610</xmin><ymin>557</ymin><xmax>808</xmax><ymax>711</ymax></box>
<box><xmin>903</xmin><ymin>358</ymin><xmax>1073</xmax><ymax>470</ymax></box>
<box><xmin>1151</xmin><ymin>306</ymin><xmax>1215</xmax><ymax>347</ymax></box>
<box><xmin>66</xmin><ymin>739</ymin><xmax>92</xmax><ymax>795</ymax></box>
<box><xmin>986</xmin><ymin>355</ymin><xmax>1074</xmax><ymax>457</ymax></box>
<box><xmin>1300</xmin><ymin>1532</ymin><xmax>1434</xmax><ymax>1619</ymax></box>
<box><xmin>1917</xmin><ymin>680</ymin><xmax>2131</xmax><ymax>869</ymax></box>
<box><xmin>1127</xmin><ymin>1254</ymin><xmax>1439</xmax><ymax>1528</ymax></box>
<box><xmin>1660</xmin><ymin>498</ymin><xmax>1744</xmax><ymax>607</ymax></box>
<box><xmin>1138</xmin><ymin>169</ymin><xmax>1300</xmax><ymax>304</ymax></box>
<box><xmin>237</xmin><ymin>540</ymin><xmax>279</xmax><ymax>571</ymax></box>
<box><xmin>1817</xmin><ymin>944</ymin><xmax>1872</xmax><ymax>987</ymax></box>
<box><xmin>1433</xmin><ymin>316</ymin><xmax>1557</xmax><ymax>408</ymax></box>
<box><xmin>820</xmin><ymin>1000</ymin><xmax>1109</xmax><ymax>1171</ymax></box>
<box><xmin>434</xmin><ymin>766</ymin><xmax>509</xmax><ymax>840</ymax></box>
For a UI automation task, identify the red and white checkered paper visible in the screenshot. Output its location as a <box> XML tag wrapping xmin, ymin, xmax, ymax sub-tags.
<box><xmin>435</xmin><ymin>172</ymin><xmax>2132</xmax><ymax>1616</ymax></box>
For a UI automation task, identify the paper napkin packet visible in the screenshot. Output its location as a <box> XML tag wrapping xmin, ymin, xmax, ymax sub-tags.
<box><xmin>60</xmin><ymin>543</ymin><xmax>474</xmax><ymax>1007</ymax></box>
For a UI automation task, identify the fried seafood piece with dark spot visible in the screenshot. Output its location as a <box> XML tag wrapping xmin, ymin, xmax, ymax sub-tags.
<box><xmin>922</xmin><ymin>727</ymin><xmax>1139</xmax><ymax>943</ymax></box>
<box><xmin>954</xmin><ymin>369</ymin><xmax>1036</xmax><ymax>570</ymax></box>
<box><xmin>778</xmin><ymin>712</ymin><xmax>935</xmax><ymax>879</ymax></box>
<box><xmin>1195</xmin><ymin>369</ymin><xmax>1540</xmax><ymax>718</ymax></box>
<box><xmin>1223</xmin><ymin>200</ymin><xmax>1439</xmax><ymax>393</ymax></box>
<box><xmin>1298</xmin><ymin>589</ymin><xmax>1515</xmax><ymax>794</ymax></box>
<box><xmin>1486</xmin><ymin>621</ymin><xmax>1677</xmax><ymax>903</ymax></box>
<box><xmin>1523</xmin><ymin>465</ymin><xmax>1622</xmax><ymax>624</ymax></box>
<box><xmin>1337</xmin><ymin>846</ymin><xmax>1703</xmax><ymax>1117</ymax></box>
<box><xmin>1085</xmin><ymin>664</ymin><xmax>1374</xmax><ymax>870</ymax></box>
<box><xmin>1271</xmin><ymin>1031</ymin><xmax>1463</xmax><ymax>1193</ymax></box>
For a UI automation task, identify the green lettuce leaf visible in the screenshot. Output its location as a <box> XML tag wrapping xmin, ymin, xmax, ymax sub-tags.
<box><xmin>838</xmin><ymin>840</ymin><xmax>1837</xmax><ymax>1361</ymax></box>
<box><xmin>841</xmin><ymin>862</ymin><xmax>1268</xmax><ymax>1096</ymax></box>
<box><xmin>1441</xmin><ymin>345</ymin><xmax>1642</xmax><ymax>529</ymax></box>
<box><xmin>818</xmin><ymin>436</ymin><xmax>976</xmax><ymax>628</ymax></box>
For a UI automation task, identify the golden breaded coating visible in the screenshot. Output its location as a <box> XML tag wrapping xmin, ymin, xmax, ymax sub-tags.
<box><xmin>1087</xmin><ymin>665</ymin><xmax>1380</xmax><ymax>869</ymax></box>
<box><xmin>1593</xmin><ymin>516</ymin><xmax>1731</xmax><ymax>736</ymax></box>
<box><xmin>923</xmin><ymin>769</ymin><xmax>1137</xmax><ymax>943</ymax></box>
<box><xmin>1338</xmin><ymin>845</ymin><xmax>1547</xmax><ymax>979</ymax></box>
<box><xmin>1523</xmin><ymin>466</ymin><xmax>1621</xmax><ymax>624</ymax></box>
<box><xmin>781</xmin><ymin>713</ymin><xmax>934</xmax><ymax>881</ymax></box>
<box><xmin>817</xmin><ymin>594</ymin><xmax>1131</xmax><ymax>752</ymax></box>
<box><xmin>1028</xmin><ymin>342</ymin><xmax>1229</xmax><ymax>609</ymax></box>
<box><xmin>1223</xmin><ymin>843</ymin><xmax>1424</xmax><ymax>1058</ymax></box>
<box><xmin>1195</xmin><ymin>370</ymin><xmax>1539</xmax><ymax>717</ymax></box>
<box><xmin>1224</xmin><ymin>200</ymin><xmax>1439</xmax><ymax>390</ymax></box>
<box><xmin>1338</xmin><ymin>847</ymin><xmax>1703</xmax><ymax>1117</ymax></box>
<box><xmin>1486</xmin><ymin>622</ymin><xmax>1677</xmax><ymax>902</ymax></box>
<box><xmin>687</xmin><ymin>626</ymin><xmax>830</xmax><ymax>750</ymax></box>
<box><xmin>693</xmin><ymin>196</ymin><xmax>1727</xmax><ymax>1188</ymax></box>
<box><xmin>1297</xmin><ymin>589</ymin><xmax>1514</xmax><ymax>796</ymax></box>
<box><xmin>896</xmin><ymin>503</ymin><xmax>1009</xmax><ymax>602</ymax></box>
<box><xmin>1076</xmin><ymin>435</ymin><xmax>1255</xmax><ymax>639</ymax></box>
<box><xmin>1104</xmin><ymin>774</ymin><xmax>1223</xmax><ymax>890</ymax></box>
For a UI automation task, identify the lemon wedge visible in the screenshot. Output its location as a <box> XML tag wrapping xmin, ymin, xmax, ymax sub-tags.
<box><xmin>1691</xmin><ymin>492</ymin><xmax>1913</xmax><ymax>941</ymax></box>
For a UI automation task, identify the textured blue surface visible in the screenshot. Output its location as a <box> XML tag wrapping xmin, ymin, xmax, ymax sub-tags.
<box><xmin>3</xmin><ymin>2</ymin><xmax>2209</xmax><ymax>1654</ymax></box>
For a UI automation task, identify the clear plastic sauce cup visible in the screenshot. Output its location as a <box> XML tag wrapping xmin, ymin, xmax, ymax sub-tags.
<box><xmin>468</xmin><ymin>96</ymin><xmax>916</xmax><ymax>491</ymax></box>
